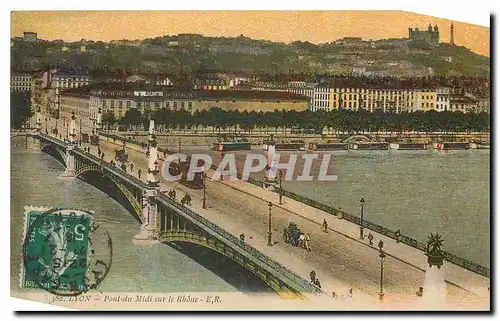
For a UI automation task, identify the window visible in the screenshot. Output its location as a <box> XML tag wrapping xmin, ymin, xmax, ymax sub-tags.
<box><xmin>155</xmin><ymin>102</ymin><xmax>160</xmax><ymax>108</ymax></box>
<box><xmin>166</xmin><ymin>101</ymin><xmax>170</xmax><ymax>108</ymax></box>
<box><xmin>110</xmin><ymin>100</ymin><xmax>115</xmax><ymax>108</ymax></box>
<box><xmin>126</xmin><ymin>101</ymin><xmax>131</xmax><ymax>108</ymax></box>
<box><xmin>188</xmin><ymin>102</ymin><xmax>193</xmax><ymax>109</ymax></box>
<box><xmin>181</xmin><ymin>101</ymin><xmax>185</xmax><ymax>108</ymax></box>
<box><xmin>173</xmin><ymin>101</ymin><xmax>178</xmax><ymax>109</ymax></box>
<box><xmin>119</xmin><ymin>101</ymin><xmax>123</xmax><ymax>108</ymax></box>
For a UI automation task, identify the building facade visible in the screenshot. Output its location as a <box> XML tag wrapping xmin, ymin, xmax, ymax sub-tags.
<box><xmin>23</xmin><ymin>32</ymin><xmax>37</xmax><ymax>43</ymax></box>
<box><xmin>408</xmin><ymin>24</ymin><xmax>440</xmax><ymax>46</ymax></box>
<box><xmin>11</xmin><ymin>73</ymin><xmax>35</xmax><ymax>92</ymax></box>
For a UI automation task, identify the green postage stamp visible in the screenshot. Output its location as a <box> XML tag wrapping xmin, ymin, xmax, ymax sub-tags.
<box><xmin>20</xmin><ymin>206</ymin><xmax>111</xmax><ymax>296</ymax></box>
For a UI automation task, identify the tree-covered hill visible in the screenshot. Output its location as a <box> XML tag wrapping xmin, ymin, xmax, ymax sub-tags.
<box><xmin>11</xmin><ymin>34</ymin><xmax>490</xmax><ymax>77</ymax></box>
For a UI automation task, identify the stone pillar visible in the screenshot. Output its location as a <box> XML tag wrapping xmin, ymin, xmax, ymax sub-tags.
<box><xmin>265</xmin><ymin>138</ymin><xmax>278</xmax><ymax>191</ymax></box>
<box><xmin>147</xmin><ymin>119</ymin><xmax>159</xmax><ymax>187</ymax></box>
<box><xmin>26</xmin><ymin>134</ymin><xmax>40</xmax><ymax>150</ymax></box>
<box><xmin>96</xmin><ymin>108</ymin><xmax>102</xmax><ymax>131</ymax></box>
<box><xmin>133</xmin><ymin>118</ymin><xmax>161</xmax><ymax>245</ymax></box>
<box><xmin>69</xmin><ymin>112</ymin><xmax>77</xmax><ymax>144</ymax></box>
<box><xmin>133</xmin><ymin>188</ymin><xmax>159</xmax><ymax>245</ymax></box>
<box><xmin>35</xmin><ymin>108</ymin><xmax>42</xmax><ymax>132</ymax></box>
<box><xmin>62</xmin><ymin>145</ymin><xmax>76</xmax><ymax>177</ymax></box>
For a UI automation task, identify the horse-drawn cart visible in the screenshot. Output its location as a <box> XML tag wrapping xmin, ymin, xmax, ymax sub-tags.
<box><xmin>115</xmin><ymin>148</ymin><xmax>128</xmax><ymax>163</ymax></box>
<box><xmin>283</xmin><ymin>222</ymin><xmax>303</xmax><ymax>247</ymax></box>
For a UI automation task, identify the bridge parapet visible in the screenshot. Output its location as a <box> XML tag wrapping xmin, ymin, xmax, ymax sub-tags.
<box><xmin>156</xmin><ymin>194</ymin><xmax>322</xmax><ymax>296</ymax></box>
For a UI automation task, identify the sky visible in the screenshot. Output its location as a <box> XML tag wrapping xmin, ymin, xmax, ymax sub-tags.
<box><xmin>11</xmin><ymin>11</ymin><xmax>490</xmax><ymax>57</ymax></box>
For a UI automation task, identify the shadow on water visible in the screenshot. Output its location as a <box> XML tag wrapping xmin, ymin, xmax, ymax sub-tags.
<box><xmin>78</xmin><ymin>171</ymin><xmax>142</xmax><ymax>223</ymax></box>
<box><xmin>41</xmin><ymin>145</ymin><xmax>66</xmax><ymax>166</ymax></box>
<box><xmin>167</xmin><ymin>242</ymin><xmax>276</xmax><ymax>294</ymax></box>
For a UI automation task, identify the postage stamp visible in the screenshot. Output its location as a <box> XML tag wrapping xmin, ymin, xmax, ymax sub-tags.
<box><xmin>20</xmin><ymin>206</ymin><xmax>112</xmax><ymax>297</ymax></box>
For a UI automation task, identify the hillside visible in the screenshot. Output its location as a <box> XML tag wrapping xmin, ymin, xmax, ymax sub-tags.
<box><xmin>10</xmin><ymin>34</ymin><xmax>490</xmax><ymax>77</ymax></box>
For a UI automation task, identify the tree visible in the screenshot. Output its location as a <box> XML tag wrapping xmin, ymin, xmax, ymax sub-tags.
<box><xmin>102</xmin><ymin>110</ymin><xmax>117</xmax><ymax>130</ymax></box>
<box><xmin>11</xmin><ymin>91</ymin><xmax>33</xmax><ymax>129</ymax></box>
<box><xmin>120</xmin><ymin>108</ymin><xmax>143</xmax><ymax>130</ymax></box>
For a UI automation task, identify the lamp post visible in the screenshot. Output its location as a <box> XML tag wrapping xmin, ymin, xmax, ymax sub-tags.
<box><xmin>202</xmin><ymin>168</ymin><xmax>207</xmax><ymax>209</ymax></box>
<box><xmin>359</xmin><ymin>197</ymin><xmax>365</xmax><ymax>239</ymax></box>
<box><xmin>178</xmin><ymin>137</ymin><xmax>181</xmax><ymax>153</ymax></box>
<box><xmin>378</xmin><ymin>239</ymin><xmax>386</xmax><ymax>302</ymax></box>
<box><xmin>267</xmin><ymin>202</ymin><xmax>273</xmax><ymax>246</ymax></box>
<box><xmin>278</xmin><ymin>170</ymin><xmax>283</xmax><ymax>205</ymax></box>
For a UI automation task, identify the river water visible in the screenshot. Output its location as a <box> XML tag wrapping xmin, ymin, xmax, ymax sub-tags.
<box><xmin>280</xmin><ymin>149</ymin><xmax>490</xmax><ymax>268</ymax></box>
<box><xmin>10</xmin><ymin>148</ymin><xmax>271</xmax><ymax>293</ymax></box>
<box><xmin>10</xmin><ymin>145</ymin><xmax>490</xmax><ymax>294</ymax></box>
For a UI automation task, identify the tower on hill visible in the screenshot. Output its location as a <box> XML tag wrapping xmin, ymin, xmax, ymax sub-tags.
<box><xmin>450</xmin><ymin>23</ymin><xmax>455</xmax><ymax>45</ymax></box>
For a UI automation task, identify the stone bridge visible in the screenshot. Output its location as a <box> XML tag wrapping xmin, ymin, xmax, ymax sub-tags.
<box><xmin>23</xmin><ymin>130</ymin><xmax>322</xmax><ymax>299</ymax></box>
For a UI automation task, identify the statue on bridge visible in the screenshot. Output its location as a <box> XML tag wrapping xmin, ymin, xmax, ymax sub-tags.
<box><xmin>426</xmin><ymin>233</ymin><xmax>445</xmax><ymax>269</ymax></box>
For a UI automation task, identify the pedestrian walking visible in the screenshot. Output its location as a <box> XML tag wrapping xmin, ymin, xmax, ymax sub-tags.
<box><xmin>337</xmin><ymin>207</ymin><xmax>343</xmax><ymax>219</ymax></box>
<box><xmin>138</xmin><ymin>169</ymin><xmax>142</xmax><ymax>179</ymax></box>
<box><xmin>348</xmin><ymin>288</ymin><xmax>353</xmax><ymax>297</ymax></box>
<box><xmin>130</xmin><ymin>163</ymin><xmax>134</xmax><ymax>172</ymax></box>
<box><xmin>305</xmin><ymin>233</ymin><xmax>311</xmax><ymax>252</ymax></box>
<box><xmin>395</xmin><ymin>229</ymin><xmax>401</xmax><ymax>243</ymax></box>
<box><xmin>309</xmin><ymin>270</ymin><xmax>316</xmax><ymax>283</ymax></box>
<box><xmin>314</xmin><ymin>279</ymin><xmax>321</xmax><ymax>288</ymax></box>
<box><xmin>239</xmin><ymin>233</ymin><xmax>245</xmax><ymax>242</ymax></box>
<box><xmin>322</xmin><ymin>219</ymin><xmax>328</xmax><ymax>232</ymax></box>
<box><xmin>368</xmin><ymin>232</ymin><xmax>374</xmax><ymax>246</ymax></box>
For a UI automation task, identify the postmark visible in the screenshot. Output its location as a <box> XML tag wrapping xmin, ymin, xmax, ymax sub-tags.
<box><xmin>20</xmin><ymin>206</ymin><xmax>113</xmax><ymax>296</ymax></box>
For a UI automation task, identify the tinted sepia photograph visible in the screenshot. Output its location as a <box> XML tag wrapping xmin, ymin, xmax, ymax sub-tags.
<box><xmin>9</xmin><ymin>10</ymin><xmax>490</xmax><ymax>311</ymax></box>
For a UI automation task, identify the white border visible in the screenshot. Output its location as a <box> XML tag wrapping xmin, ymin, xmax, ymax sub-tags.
<box><xmin>3</xmin><ymin>0</ymin><xmax>495</xmax><ymax>318</ymax></box>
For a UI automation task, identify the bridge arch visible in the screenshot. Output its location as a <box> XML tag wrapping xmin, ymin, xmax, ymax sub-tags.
<box><xmin>156</xmin><ymin>199</ymin><xmax>319</xmax><ymax>299</ymax></box>
<box><xmin>159</xmin><ymin>230</ymin><xmax>301</xmax><ymax>299</ymax></box>
<box><xmin>40</xmin><ymin>143</ymin><xmax>67</xmax><ymax>166</ymax></box>
<box><xmin>74</xmin><ymin>165</ymin><xmax>145</xmax><ymax>224</ymax></box>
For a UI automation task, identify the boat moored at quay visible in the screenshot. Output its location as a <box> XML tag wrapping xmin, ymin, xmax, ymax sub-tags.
<box><xmin>348</xmin><ymin>142</ymin><xmax>389</xmax><ymax>150</ymax></box>
<box><xmin>262</xmin><ymin>140</ymin><xmax>305</xmax><ymax>151</ymax></box>
<box><xmin>435</xmin><ymin>142</ymin><xmax>471</xmax><ymax>151</ymax></box>
<box><xmin>389</xmin><ymin>143</ymin><xmax>428</xmax><ymax>150</ymax></box>
<box><xmin>308</xmin><ymin>142</ymin><xmax>349</xmax><ymax>151</ymax></box>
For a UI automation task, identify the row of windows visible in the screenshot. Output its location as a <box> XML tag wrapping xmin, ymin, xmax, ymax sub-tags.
<box><xmin>101</xmin><ymin>99</ymin><xmax>195</xmax><ymax>110</ymax></box>
<box><xmin>54</xmin><ymin>77</ymin><xmax>89</xmax><ymax>82</ymax></box>
<box><xmin>11</xmin><ymin>77</ymin><xmax>33</xmax><ymax>82</ymax></box>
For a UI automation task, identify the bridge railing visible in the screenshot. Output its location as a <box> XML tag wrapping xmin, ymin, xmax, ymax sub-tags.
<box><xmin>38</xmin><ymin>133</ymin><xmax>69</xmax><ymax>147</ymax></box>
<box><xmin>156</xmin><ymin>194</ymin><xmax>322</xmax><ymax>294</ymax></box>
<box><xmin>73</xmin><ymin>147</ymin><xmax>149</xmax><ymax>189</ymax></box>
<box><xmin>277</xmin><ymin>187</ymin><xmax>490</xmax><ymax>278</ymax></box>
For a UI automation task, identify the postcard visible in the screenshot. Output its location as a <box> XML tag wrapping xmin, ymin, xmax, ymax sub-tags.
<box><xmin>10</xmin><ymin>10</ymin><xmax>490</xmax><ymax>311</ymax></box>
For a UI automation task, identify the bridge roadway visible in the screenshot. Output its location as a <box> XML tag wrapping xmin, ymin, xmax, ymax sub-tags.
<box><xmin>86</xmin><ymin>136</ymin><xmax>488</xmax><ymax>310</ymax></box>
